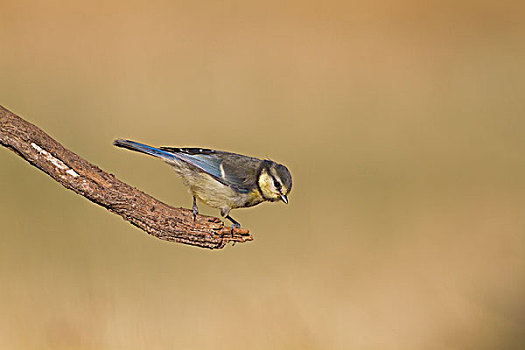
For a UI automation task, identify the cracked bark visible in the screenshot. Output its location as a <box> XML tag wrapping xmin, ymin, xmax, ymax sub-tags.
<box><xmin>0</xmin><ymin>105</ymin><xmax>253</xmax><ymax>249</ymax></box>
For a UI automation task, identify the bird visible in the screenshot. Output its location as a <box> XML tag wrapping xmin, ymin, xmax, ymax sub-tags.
<box><xmin>113</xmin><ymin>139</ymin><xmax>292</xmax><ymax>229</ymax></box>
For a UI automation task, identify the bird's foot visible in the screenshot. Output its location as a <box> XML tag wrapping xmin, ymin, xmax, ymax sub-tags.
<box><xmin>225</xmin><ymin>215</ymin><xmax>241</xmax><ymax>235</ymax></box>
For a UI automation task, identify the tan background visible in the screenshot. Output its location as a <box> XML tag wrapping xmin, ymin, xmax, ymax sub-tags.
<box><xmin>1</xmin><ymin>1</ymin><xmax>524</xmax><ymax>349</ymax></box>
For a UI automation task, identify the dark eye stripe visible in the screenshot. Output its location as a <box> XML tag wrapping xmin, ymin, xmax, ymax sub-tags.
<box><xmin>270</xmin><ymin>175</ymin><xmax>282</xmax><ymax>190</ymax></box>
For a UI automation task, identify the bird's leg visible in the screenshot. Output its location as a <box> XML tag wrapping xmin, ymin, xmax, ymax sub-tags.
<box><xmin>225</xmin><ymin>215</ymin><xmax>241</xmax><ymax>230</ymax></box>
<box><xmin>192</xmin><ymin>196</ymin><xmax>199</xmax><ymax>222</ymax></box>
<box><xmin>220</xmin><ymin>208</ymin><xmax>240</xmax><ymax>233</ymax></box>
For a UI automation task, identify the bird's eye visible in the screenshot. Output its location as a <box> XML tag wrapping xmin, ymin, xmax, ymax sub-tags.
<box><xmin>274</xmin><ymin>180</ymin><xmax>281</xmax><ymax>190</ymax></box>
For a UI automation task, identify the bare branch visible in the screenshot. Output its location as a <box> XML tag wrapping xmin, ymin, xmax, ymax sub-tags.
<box><xmin>0</xmin><ymin>105</ymin><xmax>253</xmax><ymax>249</ymax></box>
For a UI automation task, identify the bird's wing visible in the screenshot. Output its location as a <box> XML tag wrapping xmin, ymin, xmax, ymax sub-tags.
<box><xmin>160</xmin><ymin>147</ymin><xmax>257</xmax><ymax>193</ymax></box>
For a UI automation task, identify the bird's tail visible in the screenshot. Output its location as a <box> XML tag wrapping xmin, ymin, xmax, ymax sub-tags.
<box><xmin>113</xmin><ymin>139</ymin><xmax>176</xmax><ymax>160</ymax></box>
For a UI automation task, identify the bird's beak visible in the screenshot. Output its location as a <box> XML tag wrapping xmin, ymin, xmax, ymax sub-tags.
<box><xmin>280</xmin><ymin>194</ymin><xmax>288</xmax><ymax>204</ymax></box>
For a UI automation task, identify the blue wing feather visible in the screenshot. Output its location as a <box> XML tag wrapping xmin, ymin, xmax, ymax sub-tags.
<box><xmin>174</xmin><ymin>152</ymin><xmax>250</xmax><ymax>193</ymax></box>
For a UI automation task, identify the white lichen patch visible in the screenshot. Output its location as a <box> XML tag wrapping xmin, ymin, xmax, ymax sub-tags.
<box><xmin>66</xmin><ymin>169</ymin><xmax>80</xmax><ymax>177</ymax></box>
<box><xmin>31</xmin><ymin>142</ymin><xmax>80</xmax><ymax>178</ymax></box>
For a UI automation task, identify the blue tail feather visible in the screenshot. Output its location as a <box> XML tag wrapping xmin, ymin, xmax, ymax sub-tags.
<box><xmin>113</xmin><ymin>139</ymin><xmax>176</xmax><ymax>160</ymax></box>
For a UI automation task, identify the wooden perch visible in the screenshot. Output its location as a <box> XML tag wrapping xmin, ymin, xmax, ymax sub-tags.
<box><xmin>0</xmin><ymin>105</ymin><xmax>253</xmax><ymax>249</ymax></box>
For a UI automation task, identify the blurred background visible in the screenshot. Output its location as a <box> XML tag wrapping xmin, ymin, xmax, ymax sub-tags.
<box><xmin>1</xmin><ymin>0</ymin><xmax>524</xmax><ymax>349</ymax></box>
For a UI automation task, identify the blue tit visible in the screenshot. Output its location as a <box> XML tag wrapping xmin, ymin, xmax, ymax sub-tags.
<box><xmin>113</xmin><ymin>139</ymin><xmax>292</xmax><ymax>228</ymax></box>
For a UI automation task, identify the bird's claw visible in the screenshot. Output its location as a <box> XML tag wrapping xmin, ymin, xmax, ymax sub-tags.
<box><xmin>230</xmin><ymin>222</ymin><xmax>240</xmax><ymax>234</ymax></box>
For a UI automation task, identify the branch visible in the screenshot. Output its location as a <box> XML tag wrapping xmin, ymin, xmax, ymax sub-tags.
<box><xmin>0</xmin><ymin>105</ymin><xmax>253</xmax><ymax>249</ymax></box>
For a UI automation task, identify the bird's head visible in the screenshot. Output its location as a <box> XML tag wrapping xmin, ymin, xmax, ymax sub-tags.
<box><xmin>257</xmin><ymin>161</ymin><xmax>292</xmax><ymax>204</ymax></box>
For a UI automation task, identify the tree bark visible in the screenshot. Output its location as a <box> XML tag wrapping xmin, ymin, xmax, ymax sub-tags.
<box><xmin>0</xmin><ymin>105</ymin><xmax>253</xmax><ymax>249</ymax></box>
